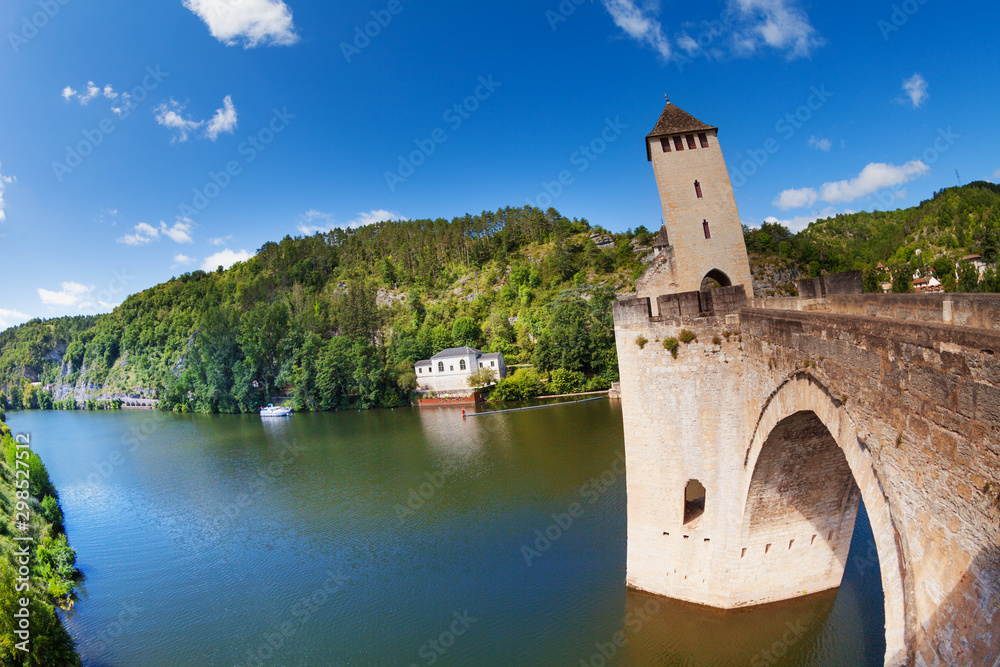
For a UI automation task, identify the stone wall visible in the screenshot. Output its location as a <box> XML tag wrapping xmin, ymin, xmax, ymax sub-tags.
<box><xmin>614</xmin><ymin>290</ymin><xmax>1000</xmax><ymax>666</ymax></box>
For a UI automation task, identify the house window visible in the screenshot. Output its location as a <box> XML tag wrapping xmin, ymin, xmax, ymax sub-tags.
<box><xmin>479</xmin><ymin>363</ymin><xmax>483</xmax><ymax>368</ymax></box>
<box><xmin>419</xmin><ymin>367</ymin><xmax>422</xmax><ymax>373</ymax></box>
<box><xmin>438</xmin><ymin>362</ymin><xmax>444</xmax><ymax>372</ymax></box>
<box><xmin>450</xmin><ymin>365</ymin><xmax>454</xmax><ymax>371</ymax></box>
<box><xmin>673</xmin><ymin>136</ymin><xmax>684</xmax><ymax>151</ymax></box>
<box><xmin>694</xmin><ymin>181</ymin><xmax>703</xmax><ymax>198</ymax></box>
<box><xmin>699</xmin><ymin>132</ymin><xmax>709</xmax><ymax>148</ymax></box>
<box><xmin>460</xmin><ymin>359</ymin><xmax>466</xmax><ymax>371</ymax></box>
<box><xmin>491</xmin><ymin>361</ymin><xmax>495</xmax><ymax>367</ymax></box>
<box><xmin>684</xmin><ymin>480</ymin><xmax>706</xmax><ymax>524</ymax></box>
<box><xmin>686</xmin><ymin>135</ymin><xmax>696</xmax><ymax>150</ymax></box>
<box><xmin>660</xmin><ymin>138</ymin><xmax>671</xmax><ymax>152</ymax></box>
<box><xmin>703</xmin><ymin>220</ymin><xmax>711</xmax><ymax>239</ymax></box>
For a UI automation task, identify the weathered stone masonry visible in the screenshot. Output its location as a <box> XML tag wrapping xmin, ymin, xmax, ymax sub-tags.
<box><xmin>614</xmin><ymin>287</ymin><xmax>1000</xmax><ymax>667</ymax></box>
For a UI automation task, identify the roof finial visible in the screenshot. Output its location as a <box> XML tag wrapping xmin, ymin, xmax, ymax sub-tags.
<box><xmin>664</xmin><ymin>93</ymin><xmax>670</xmax><ymax>104</ymax></box>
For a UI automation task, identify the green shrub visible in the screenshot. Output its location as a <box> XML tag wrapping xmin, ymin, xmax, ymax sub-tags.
<box><xmin>636</xmin><ymin>336</ymin><xmax>648</xmax><ymax>349</ymax></box>
<box><xmin>490</xmin><ymin>368</ymin><xmax>544</xmax><ymax>401</ymax></box>
<box><xmin>679</xmin><ymin>329</ymin><xmax>697</xmax><ymax>344</ymax></box>
<box><xmin>548</xmin><ymin>369</ymin><xmax>586</xmax><ymax>395</ymax></box>
<box><xmin>663</xmin><ymin>337</ymin><xmax>679</xmax><ymax>358</ymax></box>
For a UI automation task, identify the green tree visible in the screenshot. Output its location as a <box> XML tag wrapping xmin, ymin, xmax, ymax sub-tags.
<box><xmin>890</xmin><ymin>264</ymin><xmax>914</xmax><ymax>293</ymax></box>
<box><xmin>957</xmin><ymin>261</ymin><xmax>980</xmax><ymax>293</ymax></box>
<box><xmin>451</xmin><ymin>317</ymin><xmax>481</xmax><ymax>348</ymax></box>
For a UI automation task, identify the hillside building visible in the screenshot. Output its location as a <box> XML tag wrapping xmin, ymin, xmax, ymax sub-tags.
<box><xmin>415</xmin><ymin>347</ymin><xmax>506</xmax><ymax>392</ymax></box>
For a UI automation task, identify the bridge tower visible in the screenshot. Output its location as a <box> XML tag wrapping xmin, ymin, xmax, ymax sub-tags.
<box><xmin>637</xmin><ymin>99</ymin><xmax>754</xmax><ymax>305</ymax></box>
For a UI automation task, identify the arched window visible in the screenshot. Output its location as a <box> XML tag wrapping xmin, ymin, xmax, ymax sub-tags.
<box><xmin>460</xmin><ymin>359</ymin><xmax>467</xmax><ymax>371</ymax></box>
<box><xmin>684</xmin><ymin>480</ymin><xmax>706</xmax><ymax>524</ymax></box>
<box><xmin>438</xmin><ymin>362</ymin><xmax>444</xmax><ymax>373</ymax></box>
<box><xmin>694</xmin><ymin>180</ymin><xmax>703</xmax><ymax>198</ymax></box>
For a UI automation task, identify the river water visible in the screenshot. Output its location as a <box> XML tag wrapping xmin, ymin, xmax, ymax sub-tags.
<box><xmin>7</xmin><ymin>400</ymin><xmax>885</xmax><ymax>666</ymax></box>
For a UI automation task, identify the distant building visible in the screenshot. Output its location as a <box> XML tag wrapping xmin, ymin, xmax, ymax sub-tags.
<box><xmin>959</xmin><ymin>254</ymin><xmax>990</xmax><ymax>279</ymax></box>
<box><xmin>913</xmin><ymin>276</ymin><xmax>942</xmax><ymax>293</ymax></box>
<box><xmin>415</xmin><ymin>347</ymin><xmax>507</xmax><ymax>392</ymax></box>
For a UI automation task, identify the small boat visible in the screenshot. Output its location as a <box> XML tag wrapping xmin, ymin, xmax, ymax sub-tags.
<box><xmin>260</xmin><ymin>404</ymin><xmax>292</xmax><ymax>417</ymax></box>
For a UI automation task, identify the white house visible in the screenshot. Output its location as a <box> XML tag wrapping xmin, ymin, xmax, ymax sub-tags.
<box><xmin>415</xmin><ymin>347</ymin><xmax>507</xmax><ymax>392</ymax></box>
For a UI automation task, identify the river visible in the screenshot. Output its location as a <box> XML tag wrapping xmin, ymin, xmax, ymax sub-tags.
<box><xmin>7</xmin><ymin>400</ymin><xmax>885</xmax><ymax>666</ymax></box>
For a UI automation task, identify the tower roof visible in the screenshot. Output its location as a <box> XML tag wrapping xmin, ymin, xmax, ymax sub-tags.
<box><xmin>646</xmin><ymin>100</ymin><xmax>717</xmax><ymax>160</ymax></box>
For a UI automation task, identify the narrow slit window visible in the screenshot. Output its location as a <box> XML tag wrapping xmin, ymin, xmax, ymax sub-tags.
<box><xmin>686</xmin><ymin>134</ymin><xmax>697</xmax><ymax>150</ymax></box>
<box><xmin>694</xmin><ymin>180</ymin><xmax>703</xmax><ymax>198</ymax></box>
<box><xmin>660</xmin><ymin>138</ymin><xmax>671</xmax><ymax>152</ymax></box>
<box><xmin>683</xmin><ymin>480</ymin><xmax>706</xmax><ymax>524</ymax></box>
<box><xmin>674</xmin><ymin>136</ymin><xmax>684</xmax><ymax>151</ymax></box>
<box><xmin>703</xmin><ymin>220</ymin><xmax>711</xmax><ymax>239</ymax></box>
<box><xmin>699</xmin><ymin>132</ymin><xmax>709</xmax><ymax>148</ymax></box>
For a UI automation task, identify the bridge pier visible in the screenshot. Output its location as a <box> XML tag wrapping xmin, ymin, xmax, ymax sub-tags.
<box><xmin>614</xmin><ymin>288</ymin><xmax>1000</xmax><ymax>667</ymax></box>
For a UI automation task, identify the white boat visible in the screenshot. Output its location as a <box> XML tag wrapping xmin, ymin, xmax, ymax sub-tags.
<box><xmin>260</xmin><ymin>404</ymin><xmax>292</xmax><ymax>417</ymax></box>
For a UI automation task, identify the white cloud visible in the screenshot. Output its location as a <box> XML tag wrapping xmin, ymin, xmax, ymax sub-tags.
<box><xmin>183</xmin><ymin>0</ymin><xmax>299</xmax><ymax>48</ymax></box>
<box><xmin>773</xmin><ymin>187</ymin><xmax>818</xmax><ymax>210</ymax></box>
<box><xmin>205</xmin><ymin>95</ymin><xmax>238</xmax><ymax>140</ymax></box>
<box><xmin>808</xmin><ymin>135</ymin><xmax>832</xmax><ymax>151</ymax></box>
<box><xmin>773</xmin><ymin>161</ymin><xmax>930</xmax><ymax>210</ymax></box>
<box><xmin>117</xmin><ymin>221</ymin><xmax>161</xmax><ymax>246</ymax></box>
<box><xmin>0</xmin><ymin>308</ymin><xmax>30</xmax><ymax>330</ymax></box>
<box><xmin>173</xmin><ymin>254</ymin><xmax>196</xmax><ymax>266</ymax></box>
<box><xmin>297</xmin><ymin>209</ymin><xmax>408</xmax><ymax>234</ymax></box>
<box><xmin>162</xmin><ymin>218</ymin><xmax>195</xmax><ymax>243</ymax></box>
<box><xmin>201</xmin><ymin>248</ymin><xmax>252</xmax><ymax>271</ymax></box>
<box><xmin>154</xmin><ymin>99</ymin><xmax>205</xmax><ymax>142</ymax></box>
<box><xmin>78</xmin><ymin>81</ymin><xmax>101</xmax><ymax>104</ymax></box>
<box><xmin>38</xmin><ymin>282</ymin><xmax>94</xmax><ymax>307</ymax></box>
<box><xmin>763</xmin><ymin>206</ymin><xmax>843</xmax><ymax>233</ymax></box>
<box><xmin>61</xmin><ymin>86</ymin><xmax>77</xmax><ymax>101</ymax></box>
<box><xmin>730</xmin><ymin>0</ymin><xmax>824</xmax><ymax>59</ymax></box>
<box><xmin>117</xmin><ymin>218</ymin><xmax>195</xmax><ymax>245</ymax></box>
<box><xmin>208</xmin><ymin>235</ymin><xmax>233</xmax><ymax>246</ymax></box>
<box><xmin>103</xmin><ymin>84</ymin><xmax>118</xmax><ymax>99</ymax></box>
<box><xmin>600</xmin><ymin>0</ymin><xmax>672</xmax><ymax>60</ymax></box>
<box><xmin>902</xmin><ymin>73</ymin><xmax>928</xmax><ymax>108</ymax></box>
<box><xmin>0</xmin><ymin>162</ymin><xmax>14</xmax><ymax>223</ymax></box>
<box><xmin>600</xmin><ymin>0</ymin><xmax>821</xmax><ymax>63</ymax></box>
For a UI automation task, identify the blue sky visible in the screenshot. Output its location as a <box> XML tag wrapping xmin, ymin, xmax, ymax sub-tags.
<box><xmin>1</xmin><ymin>0</ymin><xmax>998</xmax><ymax>327</ymax></box>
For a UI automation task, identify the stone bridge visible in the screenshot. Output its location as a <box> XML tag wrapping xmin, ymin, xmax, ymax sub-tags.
<box><xmin>613</xmin><ymin>278</ymin><xmax>1000</xmax><ymax>666</ymax></box>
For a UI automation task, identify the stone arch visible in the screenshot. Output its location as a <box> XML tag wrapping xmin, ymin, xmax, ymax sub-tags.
<box><xmin>700</xmin><ymin>268</ymin><xmax>731</xmax><ymax>291</ymax></box>
<box><xmin>742</xmin><ymin>372</ymin><xmax>910</xmax><ymax>666</ymax></box>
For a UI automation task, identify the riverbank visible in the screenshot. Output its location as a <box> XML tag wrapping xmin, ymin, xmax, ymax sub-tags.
<box><xmin>0</xmin><ymin>417</ymin><xmax>82</xmax><ymax>666</ymax></box>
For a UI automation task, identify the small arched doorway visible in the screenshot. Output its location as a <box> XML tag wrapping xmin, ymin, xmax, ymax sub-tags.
<box><xmin>700</xmin><ymin>269</ymin><xmax>732</xmax><ymax>291</ymax></box>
